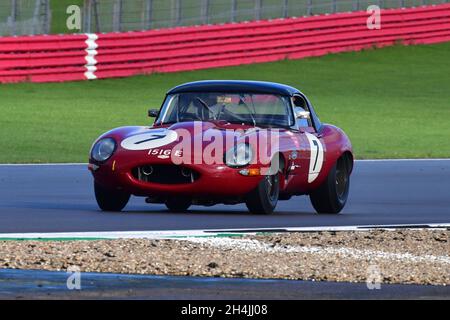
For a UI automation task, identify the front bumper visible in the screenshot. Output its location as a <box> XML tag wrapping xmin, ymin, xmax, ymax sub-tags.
<box><xmin>89</xmin><ymin>157</ymin><xmax>263</xmax><ymax>197</ymax></box>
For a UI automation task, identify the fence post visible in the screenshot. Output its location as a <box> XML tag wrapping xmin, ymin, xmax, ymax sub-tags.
<box><xmin>10</xmin><ymin>0</ymin><xmax>18</xmax><ymax>35</ymax></box>
<box><xmin>201</xmin><ymin>0</ymin><xmax>209</xmax><ymax>24</ymax></box>
<box><xmin>145</xmin><ymin>0</ymin><xmax>153</xmax><ymax>29</ymax></box>
<box><xmin>113</xmin><ymin>0</ymin><xmax>123</xmax><ymax>31</ymax></box>
<box><xmin>255</xmin><ymin>0</ymin><xmax>262</xmax><ymax>20</ymax></box>
<box><xmin>332</xmin><ymin>0</ymin><xmax>337</xmax><ymax>13</ymax></box>
<box><xmin>92</xmin><ymin>0</ymin><xmax>100</xmax><ymax>33</ymax></box>
<box><xmin>282</xmin><ymin>0</ymin><xmax>288</xmax><ymax>18</ymax></box>
<box><xmin>43</xmin><ymin>0</ymin><xmax>50</xmax><ymax>34</ymax></box>
<box><xmin>307</xmin><ymin>0</ymin><xmax>312</xmax><ymax>16</ymax></box>
<box><xmin>83</xmin><ymin>0</ymin><xmax>87</xmax><ymax>32</ymax></box>
<box><xmin>353</xmin><ymin>0</ymin><xmax>360</xmax><ymax>11</ymax></box>
<box><xmin>32</xmin><ymin>0</ymin><xmax>42</xmax><ymax>35</ymax></box>
<box><xmin>47</xmin><ymin>0</ymin><xmax>51</xmax><ymax>34</ymax></box>
<box><xmin>231</xmin><ymin>0</ymin><xmax>237</xmax><ymax>22</ymax></box>
<box><xmin>171</xmin><ymin>0</ymin><xmax>181</xmax><ymax>26</ymax></box>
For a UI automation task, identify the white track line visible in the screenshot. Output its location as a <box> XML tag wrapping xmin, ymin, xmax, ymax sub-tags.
<box><xmin>260</xmin><ymin>223</ymin><xmax>450</xmax><ymax>232</ymax></box>
<box><xmin>0</xmin><ymin>224</ymin><xmax>448</xmax><ymax>240</ymax></box>
<box><xmin>0</xmin><ymin>230</ymin><xmax>215</xmax><ymax>239</ymax></box>
<box><xmin>187</xmin><ymin>237</ymin><xmax>450</xmax><ymax>265</ymax></box>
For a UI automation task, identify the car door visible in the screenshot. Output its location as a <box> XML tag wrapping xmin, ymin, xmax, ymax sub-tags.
<box><xmin>285</xmin><ymin>95</ymin><xmax>326</xmax><ymax>193</ymax></box>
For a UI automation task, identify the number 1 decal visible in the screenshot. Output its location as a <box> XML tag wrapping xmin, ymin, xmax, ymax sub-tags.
<box><xmin>305</xmin><ymin>132</ymin><xmax>324</xmax><ymax>183</ymax></box>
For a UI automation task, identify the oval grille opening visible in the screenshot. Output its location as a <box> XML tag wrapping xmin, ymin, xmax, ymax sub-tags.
<box><xmin>132</xmin><ymin>165</ymin><xmax>199</xmax><ymax>184</ymax></box>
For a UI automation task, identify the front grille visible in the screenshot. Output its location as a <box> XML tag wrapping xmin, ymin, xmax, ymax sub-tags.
<box><xmin>132</xmin><ymin>164</ymin><xmax>200</xmax><ymax>184</ymax></box>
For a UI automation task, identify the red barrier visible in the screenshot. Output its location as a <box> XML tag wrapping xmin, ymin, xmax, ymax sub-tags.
<box><xmin>0</xmin><ymin>33</ymin><xmax>89</xmax><ymax>82</ymax></box>
<box><xmin>0</xmin><ymin>4</ymin><xmax>449</xmax><ymax>83</ymax></box>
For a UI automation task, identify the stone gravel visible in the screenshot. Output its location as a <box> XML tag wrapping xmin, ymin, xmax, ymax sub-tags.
<box><xmin>0</xmin><ymin>229</ymin><xmax>448</xmax><ymax>285</ymax></box>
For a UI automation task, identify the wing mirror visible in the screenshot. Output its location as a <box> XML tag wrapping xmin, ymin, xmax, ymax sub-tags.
<box><xmin>294</xmin><ymin>107</ymin><xmax>310</xmax><ymax>120</ymax></box>
<box><xmin>148</xmin><ymin>109</ymin><xmax>159</xmax><ymax>117</ymax></box>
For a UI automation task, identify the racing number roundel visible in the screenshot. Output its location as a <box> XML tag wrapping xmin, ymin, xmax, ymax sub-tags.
<box><xmin>305</xmin><ymin>132</ymin><xmax>324</xmax><ymax>183</ymax></box>
<box><xmin>120</xmin><ymin>129</ymin><xmax>178</xmax><ymax>151</ymax></box>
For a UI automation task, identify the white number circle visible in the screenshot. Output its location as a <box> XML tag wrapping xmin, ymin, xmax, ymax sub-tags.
<box><xmin>121</xmin><ymin>129</ymin><xmax>178</xmax><ymax>151</ymax></box>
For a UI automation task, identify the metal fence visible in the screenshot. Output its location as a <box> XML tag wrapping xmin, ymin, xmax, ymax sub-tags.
<box><xmin>0</xmin><ymin>0</ymin><xmax>50</xmax><ymax>36</ymax></box>
<box><xmin>0</xmin><ymin>0</ymin><xmax>448</xmax><ymax>36</ymax></box>
<box><xmin>82</xmin><ymin>0</ymin><xmax>450</xmax><ymax>33</ymax></box>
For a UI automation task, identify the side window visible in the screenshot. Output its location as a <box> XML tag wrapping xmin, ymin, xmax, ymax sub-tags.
<box><xmin>292</xmin><ymin>95</ymin><xmax>312</xmax><ymax>128</ymax></box>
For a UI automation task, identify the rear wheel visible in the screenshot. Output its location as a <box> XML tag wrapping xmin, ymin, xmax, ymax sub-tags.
<box><xmin>165</xmin><ymin>197</ymin><xmax>191</xmax><ymax>212</ymax></box>
<box><xmin>94</xmin><ymin>182</ymin><xmax>130</xmax><ymax>212</ymax></box>
<box><xmin>245</xmin><ymin>173</ymin><xmax>280</xmax><ymax>215</ymax></box>
<box><xmin>309</xmin><ymin>156</ymin><xmax>350</xmax><ymax>214</ymax></box>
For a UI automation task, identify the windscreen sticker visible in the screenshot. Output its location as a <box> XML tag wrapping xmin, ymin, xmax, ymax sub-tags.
<box><xmin>217</xmin><ymin>96</ymin><xmax>232</xmax><ymax>104</ymax></box>
<box><xmin>120</xmin><ymin>129</ymin><xmax>178</xmax><ymax>151</ymax></box>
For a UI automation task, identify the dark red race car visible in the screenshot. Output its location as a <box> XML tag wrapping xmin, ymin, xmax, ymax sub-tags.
<box><xmin>89</xmin><ymin>80</ymin><xmax>353</xmax><ymax>214</ymax></box>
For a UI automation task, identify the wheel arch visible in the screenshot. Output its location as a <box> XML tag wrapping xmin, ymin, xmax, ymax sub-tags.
<box><xmin>269</xmin><ymin>152</ymin><xmax>287</xmax><ymax>190</ymax></box>
<box><xmin>275</xmin><ymin>152</ymin><xmax>286</xmax><ymax>173</ymax></box>
<box><xmin>340</xmin><ymin>150</ymin><xmax>354</xmax><ymax>174</ymax></box>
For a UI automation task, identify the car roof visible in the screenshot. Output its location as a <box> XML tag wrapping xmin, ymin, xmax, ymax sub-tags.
<box><xmin>167</xmin><ymin>80</ymin><xmax>301</xmax><ymax>96</ymax></box>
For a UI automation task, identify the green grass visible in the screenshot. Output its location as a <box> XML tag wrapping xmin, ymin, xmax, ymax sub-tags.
<box><xmin>1</xmin><ymin>42</ymin><xmax>450</xmax><ymax>163</ymax></box>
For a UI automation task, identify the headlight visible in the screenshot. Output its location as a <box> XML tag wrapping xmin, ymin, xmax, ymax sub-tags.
<box><xmin>91</xmin><ymin>138</ymin><xmax>116</xmax><ymax>162</ymax></box>
<box><xmin>225</xmin><ymin>143</ymin><xmax>253</xmax><ymax>167</ymax></box>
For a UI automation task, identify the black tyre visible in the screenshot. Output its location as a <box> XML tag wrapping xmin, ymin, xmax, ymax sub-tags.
<box><xmin>165</xmin><ymin>197</ymin><xmax>191</xmax><ymax>212</ymax></box>
<box><xmin>245</xmin><ymin>173</ymin><xmax>280</xmax><ymax>215</ymax></box>
<box><xmin>309</xmin><ymin>156</ymin><xmax>350</xmax><ymax>214</ymax></box>
<box><xmin>94</xmin><ymin>182</ymin><xmax>130</xmax><ymax>212</ymax></box>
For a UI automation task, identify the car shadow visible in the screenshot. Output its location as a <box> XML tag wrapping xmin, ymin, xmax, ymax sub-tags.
<box><xmin>2</xmin><ymin>199</ymin><xmax>352</xmax><ymax>218</ymax></box>
<box><xmin>120</xmin><ymin>207</ymin><xmax>317</xmax><ymax>217</ymax></box>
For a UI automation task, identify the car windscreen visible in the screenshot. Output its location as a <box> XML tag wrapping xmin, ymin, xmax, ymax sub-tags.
<box><xmin>155</xmin><ymin>92</ymin><xmax>294</xmax><ymax>128</ymax></box>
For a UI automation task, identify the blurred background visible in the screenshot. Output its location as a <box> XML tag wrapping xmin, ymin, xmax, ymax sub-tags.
<box><xmin>1</xmin><ymin>0</ymin><xmax>446</xmax><ymax>36</ymax></box>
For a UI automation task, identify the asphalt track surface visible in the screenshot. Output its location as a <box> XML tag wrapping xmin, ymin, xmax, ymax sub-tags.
<box><xmin>0</xmin><ymin>160</ymin><xmax>449</xmax><ymax>233</ymax></box>
<box><xmin>1</xmin><ymin>269</ymin><xmax>449</xmax><ymax>300</ymax></box>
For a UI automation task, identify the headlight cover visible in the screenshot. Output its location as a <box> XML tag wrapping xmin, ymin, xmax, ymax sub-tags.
<box><xmin>91</xmin><ymin>138</ymin><xmax>116</xmax><ymax>162</ymax></box>
<box><xmin>225</xmin><ymin>143</ymin><xmax>253</xmax><ymax>167</ymax></box>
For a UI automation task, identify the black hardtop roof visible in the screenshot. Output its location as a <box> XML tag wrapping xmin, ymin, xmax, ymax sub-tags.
<box><xmin>167</xmin><ymin>80</ymin><xmax>301</xmax><ymax>96</ymax></box>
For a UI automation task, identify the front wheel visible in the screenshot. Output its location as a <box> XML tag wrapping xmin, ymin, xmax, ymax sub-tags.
<box><xmin>94</xmin><ymin>182</ymin><xmax>130</xmax><ymax>212</ymax></box>
<box><xmin>245</xmin><ymin>173</ymin><xmax>280</xmax><ymax>215</ymax></box>
<box><xmin>309</xmin><ymin>156</ymin><xmax>350</xmax><ymax>214</ymax></box>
